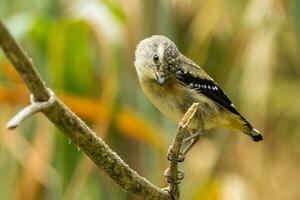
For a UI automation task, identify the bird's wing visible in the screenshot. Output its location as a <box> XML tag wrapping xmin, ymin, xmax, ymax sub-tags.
<box><xmin>176</xmin><ymin>55</ymin><xmax>263</xmax><ymax>141</ymax></box>
<box><xmin>177</xmin><ymin>56</ymin><xmax>240</xmax><ymax>115</ymax></box>
<box><xmin>178</xmin><ymin>53</ymin><xmax>211</xmax><ymax>80</ymax></box>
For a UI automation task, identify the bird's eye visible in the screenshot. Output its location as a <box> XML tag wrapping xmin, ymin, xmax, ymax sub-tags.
<box><xmin>153</xmin><ymin>54</ymin><xmax>159</xmax><ymax>63</ymax></box>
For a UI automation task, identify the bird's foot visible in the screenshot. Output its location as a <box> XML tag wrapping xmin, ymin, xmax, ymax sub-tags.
<box><xmin>164</xmin><ymin>167</ymin><xmax>185</xmax><ymax>184</ymax></box>
<box><xmin>167</xmin><ymin>148</ymin><xmax>185</xmax><ymax>162</ymax></box>
<box><xmin>183</xmin><ymin>131</ymin><xmax>201</xmax><ymax>143</ymax></box>
<box><xmin>182</xmin><ymin>132</ymin><xmax>201</xmax><ymax>155</ymax></box>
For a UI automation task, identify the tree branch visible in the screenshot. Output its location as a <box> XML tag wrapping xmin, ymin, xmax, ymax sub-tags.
<box><xmin>164</xmin><ymin>103</ymin><xmax>199</xmax><ymax>199</ymax></box>
<box><xmin>0</xmin><ymin>20</ymin><xmax>171</xmax><ymax>200</ymax></box>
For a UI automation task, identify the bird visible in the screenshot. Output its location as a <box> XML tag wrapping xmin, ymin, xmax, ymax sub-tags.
<box><xmin>134</xmin><ymin>35</ymin><xmax>263</xmax><ymax>155</ymax></box>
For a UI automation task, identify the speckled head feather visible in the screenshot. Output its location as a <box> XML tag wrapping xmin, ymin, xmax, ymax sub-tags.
<box><xmin>135</xmin><ymin>35</ymin><xmax>180</xmax><ymax>83</ymax></box>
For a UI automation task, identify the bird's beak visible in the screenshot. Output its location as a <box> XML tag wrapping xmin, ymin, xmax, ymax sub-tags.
<box><xmin>155</xmin><ymin>71</ymin><xmax>165</xmax><ymax>85</ymax></box>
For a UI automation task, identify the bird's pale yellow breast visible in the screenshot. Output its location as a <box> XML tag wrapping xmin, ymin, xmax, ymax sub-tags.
<box><xmin>139</xmin><ymin>76</ymin><xmax>225</xmax><ymax>130</ymax></box>
<box><xmin>140</xmin><ymin>77</ymin><xmax>185</xmax><ymax>124</ymax></box>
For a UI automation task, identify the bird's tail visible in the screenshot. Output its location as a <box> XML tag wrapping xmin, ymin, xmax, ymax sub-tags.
<box><xmin>227</xmin><ymin>114</ymin><xmax>263</xmax><ymax>142</ymax></box>
<box><xmin>246</xmin><ymin>127</ymin><xmax>263</xmax><ymax>142</ymax></box>
<box><xmin>240</xmin><ymin>116</ymin><xmax>263</xmax><ymax>142</ymax></box>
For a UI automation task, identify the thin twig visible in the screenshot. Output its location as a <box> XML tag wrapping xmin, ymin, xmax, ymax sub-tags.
<box><xmin>0</xmin><ymin>20</ymin><xmax>171</xmax><ymax>200</ymax></box>
<box><xmin>6</xmin><ymin>89</ymin><xmax>56</xmax><ymax>130</ymax></box>
<box><xmin>165</xmin><ymin>103</ymin><xmax>199</xmax><ymax>199</ymax></box>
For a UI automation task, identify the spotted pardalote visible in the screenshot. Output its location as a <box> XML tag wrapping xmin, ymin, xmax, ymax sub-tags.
<box><xmin>134</xmin><ymin>35</ymin><xmax>262</xmax><ymax>154</ymax></box>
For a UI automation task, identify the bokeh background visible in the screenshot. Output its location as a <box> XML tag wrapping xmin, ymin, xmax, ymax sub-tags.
<box><xmin>0</xmin><ymin>0</ymin><xmax>299</xmax><ymax>199</ymax></box>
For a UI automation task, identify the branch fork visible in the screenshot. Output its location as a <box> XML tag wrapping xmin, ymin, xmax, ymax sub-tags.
<box><xmin>6</xmin><ymin>89</ymin><xmax>56</xmax><ymax>130</ymax></box>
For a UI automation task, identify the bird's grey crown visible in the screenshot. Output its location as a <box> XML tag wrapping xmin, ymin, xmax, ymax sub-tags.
<box><xmin>135</xmin><ymin>35</ymin><xmax>179</xmax><ymax>67</ymax></box>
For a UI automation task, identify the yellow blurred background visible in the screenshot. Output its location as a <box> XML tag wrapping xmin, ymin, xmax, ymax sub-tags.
<box><xmin>0</xmin><ymin>0</ymin><xmax>299</xmax><ymax>199</ymax></box>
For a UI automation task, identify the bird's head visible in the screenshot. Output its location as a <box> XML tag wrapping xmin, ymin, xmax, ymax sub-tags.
<box><xmin>135</xmin><ymin>35</ymin><xmax>180</xmax><ymax>85</ymax></box>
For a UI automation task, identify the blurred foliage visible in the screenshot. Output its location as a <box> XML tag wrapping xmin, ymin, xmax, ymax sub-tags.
<box><xmin>0</xmin><ymin>0</ymin><xmax>299</xmax><ymax>199</ymax></box>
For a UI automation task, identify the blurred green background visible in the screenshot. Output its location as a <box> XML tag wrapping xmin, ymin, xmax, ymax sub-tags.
<box><xmin>0</xmin><ymin>0</ymin><xmax>299</xmax><ymax>199</ymax></box>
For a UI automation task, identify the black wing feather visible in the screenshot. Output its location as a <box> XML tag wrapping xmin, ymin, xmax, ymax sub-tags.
<box><xmin>176</xmin><ymin>71</ymin><xmax>240</xmax><ymax>115</ymax></box>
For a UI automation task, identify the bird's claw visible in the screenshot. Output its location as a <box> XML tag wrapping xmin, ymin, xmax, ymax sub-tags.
<box><xmin>167</xmin><ymin>150</ymin><xmax>185</xmax><ymax>162</ymax></box>
<box><xmin>164</xmin><ymin>168</ymin><xmax>185</xmax><ymax>184</ymax></box>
